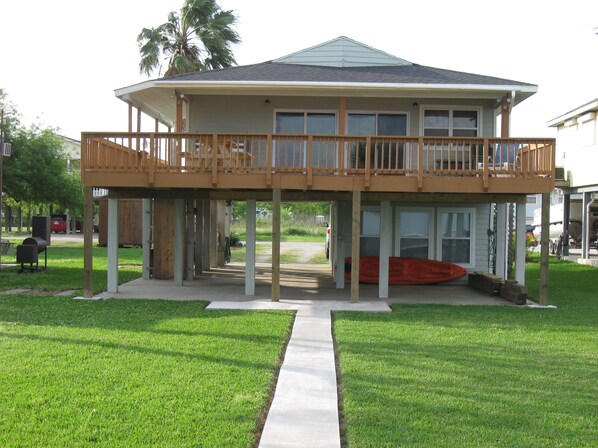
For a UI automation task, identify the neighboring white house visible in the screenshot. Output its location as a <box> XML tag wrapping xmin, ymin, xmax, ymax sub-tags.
<box><xmin>547</xmin><ymin>99</ymin><xmax>598</xmax><ymax>259</ymax></box>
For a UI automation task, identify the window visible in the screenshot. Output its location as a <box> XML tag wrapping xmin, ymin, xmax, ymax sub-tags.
<box><xmin>526</xmin><ymin>195</ymin><xmax>538</xmax><ymax>204</ymax></box>
<box><xmin>275</xmin><ymin>111</ymin><xmax>336</xmax><ymax>168</ymax></box>
<box><xmin>360</xmin><ymin>209</ymin><xmax>380</xmax><ymax>256</ymax></box>
<box><xmin>437</xmin><ymin>209</ymin><xmax>475</xmax><ymax>266</ymax></box>
<box><xmin>424</xmin><ymin>109</ymin><xmax>478</xmax><ymax>137</ymax></box>
<box><xmin>396</xmin><ymin>210</ymin><xmax>432</xmax><ymax>259</ymax></box>
<box><xmin>347</xmin><ymin>113</ymin><xmax>407</xmax><ymax>169</ymax></box>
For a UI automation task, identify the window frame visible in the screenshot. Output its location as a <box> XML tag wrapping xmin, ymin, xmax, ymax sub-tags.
<box><xmin>420</xmin><ymin>106</ymin><xmax>482</xmax><ymax>137</ymax></box>
<box><xmin>394</xmin><ymin>207</ymin><xmax>434</xmax><ymax>259</ymax></box>
<box><xmin>436</xmin><ymin>207</ymin><xmax>476</xmax><ymax>268</ymax></box>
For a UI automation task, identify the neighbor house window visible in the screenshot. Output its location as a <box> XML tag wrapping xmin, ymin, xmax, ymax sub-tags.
<box><xmin>437</xmin><ymin>209</ymin><xmax>475</xmax><ymax>266</ymax></box>
<box><xmin>423</xmin><ymin>109</ymin><xmax>479</xmax><ymax>137</ymax></box>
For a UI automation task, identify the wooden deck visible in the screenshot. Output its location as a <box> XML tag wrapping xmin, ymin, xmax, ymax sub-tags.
<box><xmin>81</xmin><ymin>133</ymin><xmax>555</xmax><ymax>194</ymax></box>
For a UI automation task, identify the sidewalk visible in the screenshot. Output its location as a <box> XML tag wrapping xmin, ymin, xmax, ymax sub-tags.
<box><xmin>207</xmin><ymin>300</ymin><xmax>391</xmax><ymax>448</ymax></box>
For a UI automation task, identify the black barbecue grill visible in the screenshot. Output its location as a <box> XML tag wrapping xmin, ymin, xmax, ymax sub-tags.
<box><xmin>17</xmin><ymin>216</ymin><xmax>51</xmax><ymax>273</ymax></box>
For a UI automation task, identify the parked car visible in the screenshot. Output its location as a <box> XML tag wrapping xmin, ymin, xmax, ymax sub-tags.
<box><xmin>51</xmin><ymin>214</ymin><xmax>82</xmax><ymax>233</ymax></box>
<box><xmin>325</xmin><ymin>225</ymin><xmax>330</xmax><ymax>259</ymax></box>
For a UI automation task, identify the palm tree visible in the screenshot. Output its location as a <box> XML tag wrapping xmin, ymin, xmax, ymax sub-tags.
<box><xmin>137</xmin><ymin>0</ymin><xmax>240</xmax><ymax>77</ymax></box>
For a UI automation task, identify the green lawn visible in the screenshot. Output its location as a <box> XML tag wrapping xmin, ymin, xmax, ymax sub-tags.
<box><xmin>335</xmin><ymin>259</ymin><xmax>597</xmax><ymax>447</ymax></box>
<box><xmin>0</xmin><ymin>297</ymin><xmax>293</xmax><ymax>447</ymax></box>
<box><xmin>0</xmin><ymin>244</ymin><xmax>141</xmax><ymax>294</ymax></box>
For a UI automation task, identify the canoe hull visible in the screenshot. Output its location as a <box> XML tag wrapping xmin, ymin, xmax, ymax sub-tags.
<box><xmin>344</xmin><ymin>256</ymin><xmax>467</xmax><ymax>285</ymax></box>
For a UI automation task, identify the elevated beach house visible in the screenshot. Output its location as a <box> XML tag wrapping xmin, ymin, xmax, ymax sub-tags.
<box><xmin>81</xmin><ymin>37</ymin><xmax>555</xmax><ymax>303</ymax></box>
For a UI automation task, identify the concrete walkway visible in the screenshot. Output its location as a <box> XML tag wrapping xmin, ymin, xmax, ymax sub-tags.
<box><xmin>208</xmin><ymin>300</ymin><xmax>390</xmax><ymax>448</ymax></box>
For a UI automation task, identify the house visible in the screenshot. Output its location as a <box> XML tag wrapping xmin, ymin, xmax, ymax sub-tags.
<box><xmin>80</xmin><ymin>36</ymin><xmax>555</xmax><ymax>302</ymax></box>
<box><xmin>546</xmin><ymin>99</ymin><xmax>598</xmax><ymax>262</ymax></box>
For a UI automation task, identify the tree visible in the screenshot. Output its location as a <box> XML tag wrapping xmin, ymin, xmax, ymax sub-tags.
<box><xmin>138</xmin><ymin>0</ymin><xmax>240</xmax><ymax>77</ymax></box>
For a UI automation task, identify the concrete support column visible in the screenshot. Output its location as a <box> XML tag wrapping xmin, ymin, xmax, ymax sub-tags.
<box><xmin>581</xmin><ymin>192</ymin><xmax>591</xmax><ymax>259</ymax></box>
<box><xmin>107</xmin><ymin>198</ymin><xmax>119</xmax><ymax>293</ymax></box>
<box><xmin>351</xmin><ymin>191</ymin><xmax>361</xmax><ymax>303</ymax></box>
<box><xmin>195</xmin><ymin>199</ymin><xmax>203</xmax><ymax>276</ymax></box>
<box><xmin>185</xmin><ymin>199</ymin><xmax>195</xmax><ymax>281</ymax></box>
<box><xmin>495</xmin><ymin>203</ymin><xmax>507</xmax><ymax>278</ymax></box>
<box><xmin>83</xmin><ymin>187</ymin><xmax>93</xmax><ymax>298</ymax></box>
<box><xmin>245</xmin><ymin>200</ymin><xmax>256</xmax><ymax>296</ymax></box>
<box><xmin>174</xmin><ymin>199</ymin><xmax>184</xmax><ymax>286</ymax></box>
<box><xmin>141</xmin><ymin>198</ymin><xmax>152</xmax><ymax>280</ymax></box>
<box><xmin>515</xmin><ymin>202</ymin><xmax>526</xmax><ymax>284</ymax></box>
<box><xmin>272</xmin><ymin>189</ymin><xmax>281</xmax><ymax>302</ymax></box>
<box><xmin>379</xmin><ymin>201</ymin><xmax>391</xmax><ymax>299</ymax></box>
<box><xmin>539</xmin><ymin>193</ymin><xmax>550</xmax><ymax>305</ymax></box>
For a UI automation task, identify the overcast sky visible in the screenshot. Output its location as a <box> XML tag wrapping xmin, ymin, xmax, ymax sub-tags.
<box><xmin>0</xmin><ymin>0</ymin><xmax>596</xmax><ymax>140</ymax></box>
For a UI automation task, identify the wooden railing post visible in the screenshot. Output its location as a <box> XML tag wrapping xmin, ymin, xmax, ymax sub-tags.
<box><xmin>149</xmin><ymin>133</ymin><xmax>155</xmax><ymax>186</ymax></box>
<box><xmin>307</xmin><ymin>135</ymin><xmax>313</xmax><ymax>188</ymax></box>
<box><xmin>417</xmin><ymin>137</ymin><xmax>424</xmax><ymax>191</ymax></box>
<box><xmin>266</xmin><ymin>134</ymin><xmax>273</xmax><ymax>187</ymax></box>
<box><xmin>212</xmin><ymin>133</ymin><xmax>219</xmax><ymax>186</ymax></box>
<box><xmin>482</xmin><ymin>138</ymin><xmax>489</xmax><ymax>191</ymax></box>
<box><xmin>365</xmin><ymin>136</ymin><xmax>371</xmax><ymax>189</ymax></box>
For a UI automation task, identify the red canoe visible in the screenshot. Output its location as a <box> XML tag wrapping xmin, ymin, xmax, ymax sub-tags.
<box><xmin>344</xmin><ymin>256</ymin><xmax>467</xmax><ymax>285</ymax></box>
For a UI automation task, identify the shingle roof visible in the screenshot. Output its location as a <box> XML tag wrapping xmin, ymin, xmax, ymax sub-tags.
<box><xmin>161</xmin><ymin>61</ymin><xmax>535</xmax><ymax>87</ymax></box>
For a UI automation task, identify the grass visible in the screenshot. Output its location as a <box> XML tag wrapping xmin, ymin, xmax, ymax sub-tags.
<box><xmin>0</xmin><ymin>297</ymin><xmax>293</xmax><ymax>447</ymax></box>
<box><xmin>334</xmin><ymin>258</ymin><xmax>598</xmax><ymax>447</ymax></box>
<box><xmin>0</xmin><ymin>243</ymin><xmax>141</xmax><ymax>294</ymax></box>
<box><xmin>231</xmin><ymin>226</ymin><xmax>326</xmax><ymax>243</ymax></box>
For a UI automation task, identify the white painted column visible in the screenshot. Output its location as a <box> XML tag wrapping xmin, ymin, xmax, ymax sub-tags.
<box><xmin>379</xmin><ymin>201</ymin><xmax>391</xmax><ymax>299</ymax></box>
<box><xmin>351</xmin><ymin>191</ymin><xmax>361</xmax><ymax>303</ymax></box>
<box><xmin>185</xmin><ymin>199</ymin><xmax>194</xmax><ymax>281</ymax></box>
<box><xmin>515</xmin><ymin>201</ymin><xmax>526</xmax><ymax>284</ymax></box>
<box><xmin>141</xmin><ymin>198</ymin><xmax>151</xmax><ymax>280</ymax></box>
<box><xmin>581</xmin><ymin>192</ymin><xmax>591</xmax><ymax>259</ymax></box>
<box><xmin>245</xmin><ymin>200</ymin><xmax>256</xmax><ymax>296</ymax></box>
<box><xmin>174</xmin><ymin>199</ymin><xmax>184</xmax><ymax>286</ymax></box>
<box><xmin>495</xmin><ymin>203</ymin><xmax>507</xmax><ymax>279</ymax></box>
<box><xmin>107</xmin><ymin>198</ymin><xmax>119</xmax><ymax>293</ymax></box>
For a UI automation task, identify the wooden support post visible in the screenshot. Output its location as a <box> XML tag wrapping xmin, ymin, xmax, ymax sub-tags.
<box><xmin>246</xmin><ymin>200</ymin><xmax>256</xmax><ymax>296</ymax></box>
<box><xmin>217</xmin><ymin>200</ymin><xmax>226</xmax><ymax>266</ymax></box>
<box><xmin>83</xmin><ymin>186</ymin><xmax>93</xmax><ymax>298</ymax></box>
<box><xmin>195</xmin><ymin>199</ymin><xmax>203</xmax><ymax>276</ymax></box>
<box><xmin>107</xmin><ymin>198</ymin><xmax>119</xmax><ymax>293</ymax></box>
<box><xmin>128</xmin><ymin>103</ymin><xmax>133</xmax><ymax>133</ymax></box>
<box><xmin>209</xmin><ymin>200</ymin><xmax>218</xmax><ymax>268</ymax></box>
<box><xmin>563</xmin><ymin>193</ymin><xmax>570</xmax><ymax>257</ymax></box>
<box><xmin>539</xmin><ymin>193</ymin><xmax>550</xmax><ymax>305</ymax></box>
<box><xmin>185</xmin><ymin>199</ymin><xmax>194</xmax><ymax>281</ymax></box>
<box><xmin>501</xmin><ymin>98</ymin><xmax>511</xmax><ymax>138</ymax></box>
<box><xmin>496</xmin><ymin>203</ymin><xmax>507</xmax><ymax>278</ymax></box>
<box><xmin>351</xmin><ymin>190</ymin><xmax>361</xmax><ymax>303</ymax></box>
<box><xmin>174</xmin><ymin>199</ymin><xmax>184</xmax><ymax>286</ymax></box>
<box><xmin>379</xmin><ymin>201</ymin><xmax>391</xmax><ymax>299</ymax></box>
<box><xmin>141</xmin><ymin>198</ymin><xmax>151</xmax><ymax>280</ymax></box>
<box><xmin>515</xmin><ymin>201</ymin><xmax>526</xmax><ymax>284</ymax></box>
<box><xmin>335</xmin><ymin>201</ymin><xmax>345</xmax><ymax>289</ymax></box>
<box><xmin>272</xmin><ymin>189</ymin><xmax>281</xmax><ymax>302</ymax></box>
<box><xmin>202</xmin><ymin>200</ymin><xmax>210</xmax><ymax>271</ymax></box>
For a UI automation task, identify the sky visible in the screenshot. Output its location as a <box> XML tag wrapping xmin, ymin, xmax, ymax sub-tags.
<box><xmin>0</xmin><ymin>0</ymin><xmax>596</xmax><ymax>140</ymax></box>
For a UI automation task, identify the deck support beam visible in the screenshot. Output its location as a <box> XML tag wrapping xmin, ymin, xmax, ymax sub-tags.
<box><xmin>515</xmin><ymin>202</ymin><xmax>526</xmax><ymax>284</ymax></box>
<box><xmin>141</xmin><ymin>198</ymin><xmax>151</xmax><ymax>280</ymax></box>
<box><xmin>539</xmin><ymin>193</ymin><xmax>550</xmax><ymax>305</ymax></box>
<box><xmin>107</xmin><ymin>198</ymin><xmax>119</xmax><ymax>293</ymax></box>
<box><xmin>195</xmin><ymin>199</ymin><xmax>204</xmax><ymax>276</ymax></box>
<box><xmin>379</xmin><ymin>201</ymin><xmax>391</xmax><ymax>299</ymax></box>
<box><xmin>351</xmin><ymin>191</ymin><xmax>361</xmax><ymax>303</ymax></box>
<box><xmin>209</xmin><ymin>200</ymin><xmax>218</xmax><ymax>268</ymax></box>
<box><xmin>185</xmin><ymin>199</ymin><xmax>194</xmax><ymax>281</ymax></box>
<box><xmin>83</xmin><ymin>186</ymin><xmax>93</xmax><ymax>298</ymax></box>
<box><xmin>581</xmin><ymin>192</ymin><xmax>592</xmax><ymax>259</ymax></box>
<box><xmin>245</xmin><ymin>200</ymin><xmax>256</xmax><ymax>296</ymax></box>
<box><xmin>272</xmin><ymin>189</ymin><xmax>281</xmax><ymax>302</ymax></box>
<box><xmin>174</xmin><ymin>198</ymin><xmax>184</xmax><ymax>286</ymax></box>
<box><xmin>334</xmin><ymin>202</ymin><xmax>345</xmax><ymax>289</ymax></box>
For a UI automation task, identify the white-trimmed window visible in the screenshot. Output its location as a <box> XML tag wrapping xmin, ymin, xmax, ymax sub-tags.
<box><xmin>360</xmin><ymin>208</ymin><xmax>380</xmax><ymax>256</ymax></box>
<box><xmin>395</xmin><ymin>208</ymin><xmax>433</xmax><ymax>259</ymax></box>
<box><xmin>437</xmin><ymin>208</ymin><xmax>475</xmax><ymax>266</ymax></box>
<box><xmin>423</xmin><ymin>109</ymin><xmax>479</xmax><ymax>137</ymax></box>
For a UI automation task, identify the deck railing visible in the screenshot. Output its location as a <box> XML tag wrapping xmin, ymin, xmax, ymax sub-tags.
<box><xmin>81</xmin><ymin>132</ymin><xmax>555</xmax><ymax>192</ymax></box>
